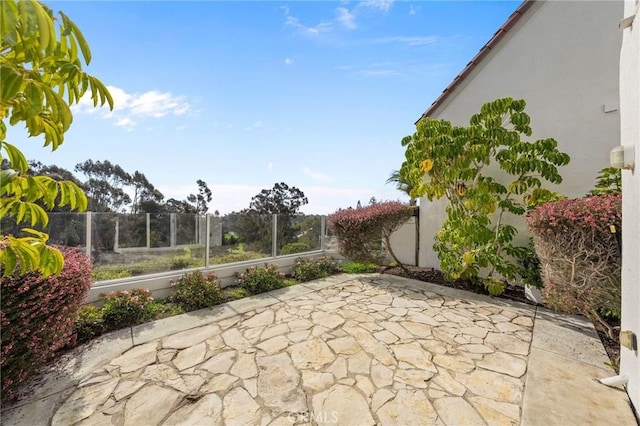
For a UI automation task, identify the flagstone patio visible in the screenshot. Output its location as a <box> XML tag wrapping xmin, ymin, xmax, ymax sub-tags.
<box><xmin>1</xmin><ymin>274</ymin><xmax>635</xmax><ymax>425</ymax></box>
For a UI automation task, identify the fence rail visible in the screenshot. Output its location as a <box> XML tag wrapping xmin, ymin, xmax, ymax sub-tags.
<box><xmin>1</xmin><ymin>212</ymin><xmax>332</xmax><ymax>283</ymax></box>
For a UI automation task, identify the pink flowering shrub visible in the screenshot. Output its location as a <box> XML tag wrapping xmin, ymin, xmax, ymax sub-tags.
<box><xmin>527</xmin><ymin>195</ymin><xmax>621</xmax><ymax>334</ymax></box>
<box><xmin>169</xmin><ymin>271</ymin><xmax>223</xmax><ymax>311</ymax></box>
<box><xmin>328</xmin><ymin>201</ymin><xmax>415</xmax><ymax>264</ymax></box>
<box><xmin>237</xmin><ymin>263</ymin><xmax>286</xmax><ymax>294</ymax></box>
<box><xmin>1</xmin><ymin>247</ymin><xmax>92</xmax><ymax>400</ymax></box>
<box><xmin>527</xmin><ymin>194</ymin><xmax>621</xmax><ymax>234</ymax></box>
<box><xmin>100</xmin><ymin>288</ymin><xmax>157</xmax><ymax>330</ymax></box>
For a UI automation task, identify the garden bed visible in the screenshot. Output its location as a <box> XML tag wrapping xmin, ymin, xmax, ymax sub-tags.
<box><xmin>380</xmin><ymin>265</ymin><xmax>535</xmax><ymax>306</ymax></box>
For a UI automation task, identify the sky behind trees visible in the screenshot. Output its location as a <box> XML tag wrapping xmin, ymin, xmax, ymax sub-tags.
<box><xmin>10</xmin><ymin>0</ymin><xmax>520</xmax><ymax>214</ymax></box>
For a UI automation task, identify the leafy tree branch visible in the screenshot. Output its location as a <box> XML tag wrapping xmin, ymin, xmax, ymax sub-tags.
<box><xmin>1</xmin><ymin>0</ymin><xmax>112</xmax><ymax>276</ymax></box>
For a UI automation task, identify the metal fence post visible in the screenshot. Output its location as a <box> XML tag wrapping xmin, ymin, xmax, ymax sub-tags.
<box><xmin>320</xmin><ymin>215</ymin><xmax>326</xmax><ymax>251</ymax></box>
<box><xmin>170</xmin><ymin>213</ymin><xmax>176</xmax><ymax>247</ymax></box>
<box><xmin>272</xmin><ymin>214</ymin><xmax>278</xmax><ymax>257</ymax></box>
<box><xmin>114</xmin><ymin>217</ymin><xmax>119</xmax><ymax>251</ymax></box>
<box><xmin>205</xmin><ymin>214</ymin><xmax>211</xmax><ymax>268</ymax></box>
<box><xmin>195</xmin><ymin>214</ymin><xmax>199</xmax><ymax>245</ymax></box>
<box><xmin>146</xmin><ymin>213</ymin><xmax>151</xmax><ymax>249</ymax></box>
<box><xmin>85</xmin><ymin>211</ymin><xmax>92</xmax><ymax>258</ymax></box>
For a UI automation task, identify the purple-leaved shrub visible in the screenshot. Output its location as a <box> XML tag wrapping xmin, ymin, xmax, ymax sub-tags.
<box><xmin>328</xmin><ymin>201</ymin><xmax>414</xmax><ymax>264</ymax></box>
<box><xmin>527</xmin><ymin>195</ymin><xmax>621</xmax><ymax>336</ymax></box>
<box><xmin>1</xmin><ymin>247</ymin><xmax>93</xmax><ymax>400</ymax></box>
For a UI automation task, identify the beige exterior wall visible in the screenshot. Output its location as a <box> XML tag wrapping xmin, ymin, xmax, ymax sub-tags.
<box><xmin>387</xmin><ymin>217</ymin><xmax>418</xmax><ymax>266</ymax></box>
<box><xmin>418</xmin><ymin>0</ymin><xmax>623</xmax><ymax>268</ymax></box>
<box><xmin>619</xmin><ymin>0</ymin><xmax>639</xmax><ymax>412</ymax></box>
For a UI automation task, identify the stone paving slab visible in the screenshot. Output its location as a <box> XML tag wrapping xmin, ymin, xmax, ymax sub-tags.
<box><xmin>522</xmin><ymin>347</ymin><xmax>635</xmax><ymax>425</ymax></box>
<box><xmin>530</xmin><ymin>308</ymin><xmax>612</xmax><ymax>368</ymax></box>
<box><xmin>132</xmin><ymin>304</ymin><xmax>237</xmax><ymax>345</ymax></box>
<box><xmin>1</xmin><ymin>273</ymin><xmax>635</xmax><ymax>426</ymax></box>
<box><xmin>522</xmin><ymin>308</ymin><xmax>637</xmax><ymax>425</ymax></box>
<box><xmin>269</xmin><ymin>283</ymin><xmax>318</xmax><ymax>302</ymax></box>
<box><xmin>225</xmin><ymin>293</ymin><xmax>281</xmax><ymax>314</ymax></box>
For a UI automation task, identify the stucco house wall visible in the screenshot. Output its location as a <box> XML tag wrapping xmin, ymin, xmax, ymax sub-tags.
<box><xmin>386</xmin><ymin>217</ymin><xmax>418</xmax><ymax>266</ymax></box>
<box><xmin>416</xmin><ymin>0</ymin><xmax>623</xmax><ymax>268</ymax></box>
<box><xmin>619</xmin><ymin>0</ymin><xmax>639</xmax><ymax>412</ymax></box>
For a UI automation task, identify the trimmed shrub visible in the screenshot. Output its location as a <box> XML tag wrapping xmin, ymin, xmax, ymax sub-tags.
<box><xmin>100</xmin><ymin>288</ymin><xmax>157</xmax><ymax>330</ymax></box>
<box><xmin>515</xmin><ymin>238</ymin><xmax>543</xmax><ymax>289</ymax></box>
<box><xmin>328</xmin><ymin>201</ymin><xmax>414</xmax><ymax>264</ymax></box>
<box><xmin>280</xmin><ymin>242</ymin><xmax>311</xmax><ymax>255</ymax></box>
<box><xmin>169</xmin><ymin>271</ymin><xmax>223</xmax><ymax>311</ymax></box>
<box><xmin>291</xmin><ymin>257</ymin><xmax>338</xmax><ymax>282</ymax></box>
<box><xmin>527</xmin><ymin>195</ymin><xmax>621</xmax><ymax>333</ymax></box>
<box><xmin>1</xmin><ymin>247</ymin><xmax>93</xmax><ymax>400</ymax></box>
<box><xmin>237</xmin><ymin>263</ymin><xmax>285</xmax><ymax>294</ymax></box>
<box><xmin>339</xmin><ymin>262</ymin><xmax>378</xmax><ymax>274</ymax></box>
<box><xmin>75</xmin><ymin>305</ymin><xmax>105</xmax><ymax>344</ymax></box>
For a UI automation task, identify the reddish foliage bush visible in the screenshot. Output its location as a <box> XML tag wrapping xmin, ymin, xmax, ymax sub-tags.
<box><xmin>100</xmin><ymin>288</ymin><xmax>157</xmax><ymax>330</ymax></box>
<box><xmin>328</xmin><ymin>201</ymin><xmax>414</xmax><ymax>263</ymax></box>
<box><xmin>527</xmin><ymin>194</ymin><xmax>621</xmax><ymax>234</ymax></box>
<box><xmin>527</xmin><ymin>195</ymin><xmax>621</xmax><ymax>333</ymax></box>
<box><xmin>1</xmin><ymin>247</ymin><xmax>93</xmax><ymax>400</ymax></box>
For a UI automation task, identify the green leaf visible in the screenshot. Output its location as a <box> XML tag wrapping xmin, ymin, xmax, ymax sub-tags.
<box><xmin>24</xmin><ymin>81</ymin><xmax>44</xmax><ymax>118</ymax></box>
<box><xmin>60</xmin><ymin>11</ymin><xmax>91</xmax><ymax>64</ymax></box>
<box><xmin>32</xmin><ymin>0</ymin><xmax>56</xmax><ymax>53</ymax></box>
<box><xmin>2</xmin><ymin>243</ymin><xmax>17</xmax><ymax>276</ymax></box>
<box><xmin>0</xmin><ymin>1</ymin><xmax>18</xmax><ymax>46</ymax></box>
<box><xmin>0</xmin><ymin>65</ymin><xmax>24</xmax><ymax>104</ymax></box>
<box><xmin>1</xmin><ymin>142</ymin><xmax>29</xmax><ymax>173</ymax></box>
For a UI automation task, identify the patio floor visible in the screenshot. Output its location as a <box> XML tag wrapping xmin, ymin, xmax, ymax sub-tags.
<box><xmin>1</xmin><ymin>274</ymin><xmax>635</xmax><ymax>425</ymax></box>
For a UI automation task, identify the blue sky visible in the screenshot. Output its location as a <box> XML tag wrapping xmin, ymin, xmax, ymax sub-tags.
<box><xmin>12</xmin><ymin>0</ymin><xmax>521</xmax><ymax>214</ymax></box>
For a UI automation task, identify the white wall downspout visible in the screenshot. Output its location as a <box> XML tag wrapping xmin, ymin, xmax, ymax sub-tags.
<box><xmin>597</xmin><ymin>375</ymin><xmax>629</xmax><ymax>388</ymax></box>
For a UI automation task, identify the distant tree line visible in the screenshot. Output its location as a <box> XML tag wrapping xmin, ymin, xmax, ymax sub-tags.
<box><xmin>1</xmin><ymin>160</ymin><xmax>318</xmax><ymax>256</ymax></box>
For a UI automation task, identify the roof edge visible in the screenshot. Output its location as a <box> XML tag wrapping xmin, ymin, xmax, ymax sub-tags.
<box><xmin>415</xmin><ymin>0</ymin><xmax>536</xmax><ymax>124</ymax></box>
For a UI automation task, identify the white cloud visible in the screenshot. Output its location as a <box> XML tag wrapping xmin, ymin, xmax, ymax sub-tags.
<box><xmin>361</xmin><ymin>68</ymin><xmax>399</xmax><ymax>77</ymax></box>
<box><xmin>267</xmin><ymin>162</ymin><xmax>273</xmax><ymax>170</ymax></box>
<box><xmin>372</xmin><ymin>36</ymin><xmax>440</xmax><ymax>47</ymax></box>
<box><xmin>128</xmin><ymin>91</ymin><xmax>189</xmax><ymax>118</ymax></box>
<box><xmin>284</xmin><ymin>57</ymin><xmax>294</xmax><ymax>65</ymax></box>
<box><xmin>283</xmin><ymin>1</ymin><xmax>400</xmax><ymax>41</ymax></box>
<box><xmin>115</xmin><ymin>117</ymin><xmax>135</xmax><ymax>131</ymax></box>
<box><xmin>285</xmin><ymin>15</ymin><xmax>332</xmax><ymax>36</ymax></box>
<box><xmin>72</xmin><ymin>85</ymin><xmax>191</xmax><ymax>130</ymax></box>
<box><xmin>337</xmin><ymin>62</ymin><xmax>400</xmax><ymax>78</ymax></box>
<box><xmin>409</xmin><ymin>4</ymin><xmax>418</xmax><ymax>15</ymax></box>
<box><xmin>359</xmin><ymin>0</ymin><xmax>395</xmax><ymax>12</ymax></box>
<box><xmin>302</xmin><ymin>166</ymin><xmax>333</xmax><ymax>183</ymax></box>
<box><xmin>336</xmin><ymin>7</ymin><xmax>357</xmax><ymax>30</ymax></box>
<box><xmin>245</xmin><ymin>120</ymin><xmax>263</xmax><ymax>131</ymax></box>
<box><xmin>337</xmin><ymin>61</ymin><xmax>450</xmax><ymax>79</ymax></box>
